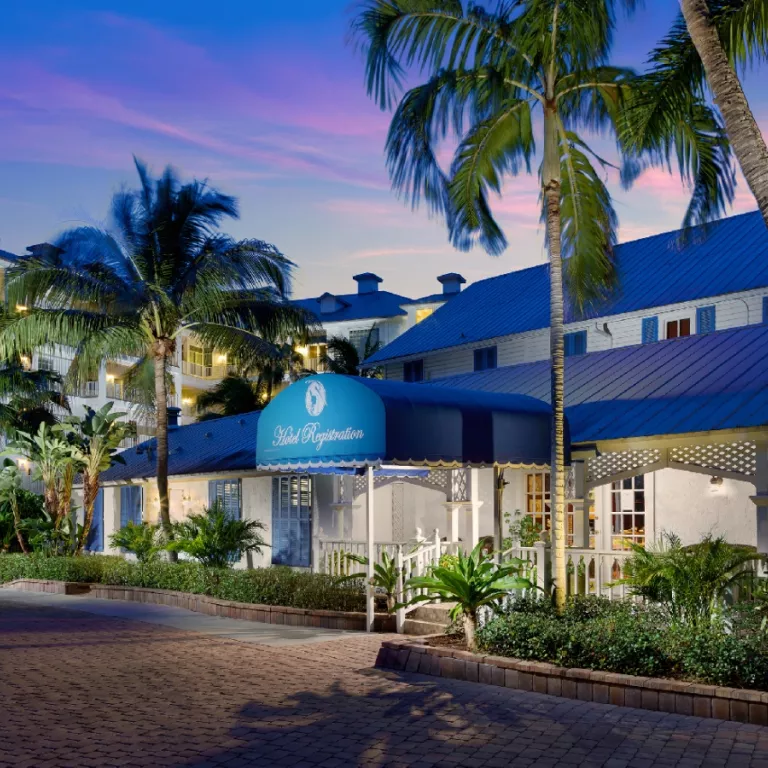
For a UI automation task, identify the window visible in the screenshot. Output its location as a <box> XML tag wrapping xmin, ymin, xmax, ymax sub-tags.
<box><xmin>272</xmin><ymin>475</ymin><xmax>312</xmax><ymax>567</ymax></box>
<box><xmin>665</xmin><ymin>318</ymin><xmax>691</xmax><ymax>339</ymax></box>
<box><xmin>209</xmin><ymin>479</ymin><xmax>242</xmax><ymax>520</ymax></box>
<box><xmin>86</xmin><ymin>489</ymin><xmax>104</xmax><ymax>552</ymax></box>
<box><xmin>564</xmin><ymin>330</ymin><xmax>587</xmax><ymax>357</ymax></box>
<box><xmin>120</xmin><ymin>486</ymin><xmax>143</xmax><ymax>527</ymax></box>
<box><xmin>415</xmin><ymin>307</ymin><xmax>434</xmax><ymax>324</ymax></box>
<box><xmin>404</xmin><ymin>359</ymin><xmax>424</xmax><ymax>382</ymax></box>
<box><xmin>611</xmin><ymin>475</ymin><xmax>645</xmax><ymax>550</ymax></box>
<box><xmin>349</xmin><ymin>327</ymin><xmax>380</xmax><ymax>359</ymax></box>
<box><xmin>525</xmin><ymin>472</ymin><xmax>576</xmax><ymax>545</ymax></box>
<box><xmin>641</xmin><ymin>317</ymin><xmax>659</xmax><ymax>344</ymax></box>
<box><xmin>473</xmin><ymin>346</ymin><xmax>497</xmax><ymax>371</ymax></box>
<box><xmin>696</xmin><ymin>305</ymin><xmax>716</xmax><ymax>334</ymax></box>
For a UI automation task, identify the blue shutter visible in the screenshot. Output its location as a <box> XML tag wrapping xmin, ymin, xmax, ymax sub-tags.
<box><xmin>564</xmin><ymin>331</ymin><xmax>587</xmax><ymax>357</ymax></box>
<box><xmin>696</xmin><ymin>305</ymin><xmax>716</xmax><ymax>334</ymax></box>
<box><xmin>209</xmin><ymin>480</ymin><xmax>241</xmax><ymax>520</ymax></box>
<box><xmin>271</xmin><ymin>475</ymin><xmax>312</xmax><ymax>567</ymax></box>
<box><xmin>473</xmin><ymin>349</ymin><xmax>483</xmax><ymax>371</ymax></box>
<box><xmin>86</xmin><ymin>489</ymin><xmax>104</xmax><ymax>552</ymax></box>
<box><xmin>763</xmin><ymin>297</ymin><xmax>768</xmax><ymax>324</ymax></box>
<box><xmin>120</xmin><ymin>486</ymin><xmax>142</xmax><ymax>527</ymax></box>
<box><xmin>641</xmin><ymin>317</ymin><xmax>659</xmax><ymax>344</ymax></box>
<box><xmin>487</xmin><ymin>346</ymin><xmax>497</xmax><ymax>369</ymax></box>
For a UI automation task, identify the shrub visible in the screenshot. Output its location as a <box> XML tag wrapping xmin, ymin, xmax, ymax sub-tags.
<box><xmin>0</xmin><ymin>553</ymin><xmax>365</xmax><ymax>613</ymax></box>
<box><xmin>109</xmin><ymin>522</ymin><xmax>163</xmax><ymax>563</ymax></box>
<box><xmin>166</xmin><ymin>503</ymin><xmax>267</xmax><ymax>568</ymax></box>
<box><xmin>477</xmin><ymin>595</ymin><xmax>768</xmax><ymax>689</ymax></box>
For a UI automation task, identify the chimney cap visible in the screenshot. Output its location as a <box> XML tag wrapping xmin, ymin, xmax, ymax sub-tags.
<box><xmin>437</xmin><ymin>273</ymin><xmax>466</xmax><ymax>285</ymax></box>
<box><xmin>353</xmin><ymin>272</ymin><xmax>383</xmax><ymax>284</ymax></box>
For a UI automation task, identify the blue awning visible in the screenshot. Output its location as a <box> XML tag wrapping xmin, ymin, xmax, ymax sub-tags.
<box><xmin>255</xmin><ymin>375</ymin><xmax>554</xmax><ymax>471</ymax></box>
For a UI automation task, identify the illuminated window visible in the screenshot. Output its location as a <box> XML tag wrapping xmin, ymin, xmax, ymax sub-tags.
<box><xmin>415</xmin><ymin>307</ymin><xmax>434</xmax><ymax>323</ymax></box>
<box><xmin>525</xmin><ymin>472</ymin><xmax>577</xmax><ymax>545</ymax></box>
<box><xmin>611</xmin><ymin>475</ymin><xmax>645</xmax><ymax>550</ymax></box>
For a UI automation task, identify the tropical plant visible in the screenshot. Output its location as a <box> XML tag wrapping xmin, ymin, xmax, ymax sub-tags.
<box><xmin>0</xmin><ymin>159</ymin><xmax>312</xmax><ymax>541</ymax></box>
<box><xmin>402</xmin><ymin>542</ymin><xmax>532</xmax><ymax>651</ymax></box>
<box><xmin>0</xmin><ymin>462</ymin><xmax>29</xmax><ymax>553</ymax></box>
<box><xmin>66</xmin><ymin>404</ymin><xmax>135</xmax><ymax>553</ymax></box>
<box><xmin>196</xmin><ymin>375</ymin><xmax>263</xmax><ymax>420</ymax></box>
<box><xmin>352</xmin><ymin>0</ymin><xmax>730</xmax><ymax>611</ymax></box>
<box><xmin>109</xmin><ymin>521</ymin><xmax>164</xmax><ymax>563</ymax></box>
<box><xmin>611</xmin><ymin>532</ymin><xmax>765</xmax><ymax>626</ymax></box>
<box><xmin>165</xmin><ymin>502</ymin><xmax>267</xmax><ymax>568</ymax></box>
<box><xmin>22</xmin><ymin>507</ymin><xmax>81</xmax><ymax>556</ymax></box>
<box><xmin>339</xmin><ymin>550</ymin><xmax>401</xmax><ymax>611</ymax></box>
<box><xmin>0</xmin><ymin>352</ymin><xmax>69</xmax><ymax>436</ymax></box>
<box><xmin>320</xmin><ymin>327</ymin><xmax>383</xmax><ymax>377</ymax></box>
<box><xmin>673</xmin><ymin>0</ymin><xmax>768</xmax><ymax>226</ymax></box>
<box><xmin>3</xmin><ymin>423</ymin><xmax>77</xmax><ymax>526</ymax></box>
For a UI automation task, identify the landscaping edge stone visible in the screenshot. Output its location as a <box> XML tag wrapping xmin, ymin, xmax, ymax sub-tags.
<box><xmin>375</xmin><ymin>638</ymin><xmax>768</xmax><ymax>726</ymax></box>
<box><xmin>2</xmin><ymin>579</ymin><xmax>396</xmax><ymax>632</ymax></box>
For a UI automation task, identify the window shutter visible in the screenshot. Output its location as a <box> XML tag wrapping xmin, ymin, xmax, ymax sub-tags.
<box><xmin>473</xmin><ymin>349</ymin><xmax>483</xmax><ymax>371</ymax></box>
<box><xmin>564</xmin><ymin>331</ymin><xmax>587</xmax><ymax>357</ymax></box>
<box><xmin>87</xmin><ymin>489</ymin><xmax>104</xmax><ymax>552</ymax></box>
<box><xmin>209</xmin><ymin>479</ymin><xmax>241</xmax><ymax>520</ymax></box>
<box><xmin>575</xmin><ymin>331</ymin><xmax>586</xmax><ymax>355</ymax></box>
<box><xmin>763</xmin><ymin>297</ymin><xmax>768</xmax><ymax>324</ymax></box>
<box><xmin>488</xmin><ymin>346</ymin><xmax>497</xmax><ymax>369</ymax></box>
<box><xmin>120</xmin><ymin>486</ymin><xmax>142</xmax><ymax>527</ymax></box>
<box><xmin>641</xmin><ymin>317</ymin><xmax>658</xmax><ymax>344</ymax></box>
<box><xmin>696</xmin><ymin>305</ymin><xmax>716</xmax><ymax>335</ymax></box>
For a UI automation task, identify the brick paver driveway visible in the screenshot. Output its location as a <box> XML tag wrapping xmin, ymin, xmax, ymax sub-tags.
<box><xmin>2</xmin><ymin>598</ymin><xmax>768</xmax><ymax>767</ymax></box>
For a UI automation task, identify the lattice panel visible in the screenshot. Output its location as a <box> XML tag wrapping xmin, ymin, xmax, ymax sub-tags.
<box><xmin>450</xmin><ymin>469</ymin><xmax>469</xmax><ymax>502</ymax></box>
<box><xmin>587</xmin><ymin>448</ymin><xmax>662</xmax><ymax>484</ymax></box>
<box><xmin>669</xmin><ymin>441</ymin><xmax>756</xmax><ymax>478</ymax></box>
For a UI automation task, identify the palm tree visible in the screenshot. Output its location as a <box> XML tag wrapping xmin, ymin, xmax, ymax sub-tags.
<box><xmin>0</xmin><ymin>159</ymin><xmax>312</xmax><ymax>539</ymax></box>
<box><xmin>352</xmin><ymin>0</ymin><xmax>730</xmax><ymax>610</ymax></box>
<box><xmin>674</xmin><ymin>0</ymin><xmax>768</xmax><ymax>226</ymax></box>
<box><xmin>320</xmin><ymin>327</ymin><xmax>383</xmax><ymax>377</ymax></box>
<box><xmin>196</xmin><ymin>375</ymin><xmax>264</xmax><ymax>419</ymax></box>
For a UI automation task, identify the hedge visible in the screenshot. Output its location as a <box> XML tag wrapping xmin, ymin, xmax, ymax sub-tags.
<box><xmin>477</xmin><ymin>596</ymin><xmax>768</xmax><ymax>690</ymax></box>
<box><xmin>0</xmin><ymin>554</ymin><xmax>366</xmax><ymax>613</ymax></box>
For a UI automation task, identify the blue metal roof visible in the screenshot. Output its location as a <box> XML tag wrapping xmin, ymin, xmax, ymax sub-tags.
<box><xmin>100</xmin><ymin>411</ymin><xmax>262</xmax><ymax>483</ymax></box>
<box><xmin>368</xmin><ymin>211</ymin><xmax>768</xmax><ymax>364</ymax></box>
<box><xmin>428</xmin><ymin>323</ymin><xmax>768</xmax><ymax>443</ymax></box>
<box><xmin>293</xmin><ymin>290</ymin><xmax>409</xmax><ymax>323</ymax></box>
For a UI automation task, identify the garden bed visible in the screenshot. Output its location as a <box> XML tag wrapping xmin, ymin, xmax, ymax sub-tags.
<box><xmin>376</xmin><ymin>638</ymin><xmax>768</xmax><ymax>726</ymax></box>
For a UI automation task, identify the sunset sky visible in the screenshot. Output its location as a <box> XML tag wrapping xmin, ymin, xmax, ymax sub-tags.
<box><xmin>0</xmin><ymin>0</ymin><xmax>764</xmax><ymax>300</ymax></box>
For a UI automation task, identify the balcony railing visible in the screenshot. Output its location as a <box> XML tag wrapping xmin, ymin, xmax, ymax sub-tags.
<box><xmin>37</xmin><ymin>354</ymin><xmax>98</xmax><ymax>398</ymax></box>
<box><xmin>181</xmin><ymin>360</ymin><xmax>232</xmax><ymax>379</ymax></box>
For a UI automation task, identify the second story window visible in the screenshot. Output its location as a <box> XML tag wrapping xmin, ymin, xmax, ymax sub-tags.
<box><xmin>564</xmin><ymin>330</ymin><xmax>587</xmax><ymax>357</ymax></box>
<box><xmin>473</xmin><ymin>346</ymin><xmax>497</xmax><ymax>371</ymax></box>
<box><xmin>665</xmin><ymin>318</ymin><xmax>691</xmax><ymax>339</ymax></box>
<box><xmin>404</xmin><ymin>359</ymin><xmax>424</xmax><ymax>383</ymax></box>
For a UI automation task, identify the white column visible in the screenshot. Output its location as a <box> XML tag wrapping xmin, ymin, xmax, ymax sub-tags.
<box><xmin>447</xmin><ymin>505</ymin><xmax>459</xmax><ymax>544</ymax></box>
<box><xmin>470</xmin><ymin>467</ymin><xmax>480</xmax><ymax>548</ymax></box>
<box><xmin>366</xmin><ymin>465</ymin><xmax>375</xmax><ymax>632</ymax></box>
<box><xmin>569</xmin><ymin>462</ymin><xmax>590</xmax><ymax>549</ymax></box>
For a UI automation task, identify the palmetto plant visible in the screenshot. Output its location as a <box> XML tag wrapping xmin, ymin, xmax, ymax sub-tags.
<box><xmin>109</xmin><ymin>521</ymin><xmax>164</xmax><ymax>563</ymax></box>
<box><xmin>320</xmin><ymin>327</ymin><xmax>383</xmax><ymax>377</ymax></box>
<box><xmin>352</xmin><ymin>0</ymin><xmax>730</xmax><ymax>610</ymax></box>
<box><xmin>166</xmin><ymin>502</ymin><xmax>267</xmax><ymax>568</ymax></box>
<box><xmin>0</xmin><ymin>159</ymin><xmax>312</xmax><ymax>539</ymax></box>
<box><xmin>403</xmin><ymin>542</ymin><xmax>532</xmax><ymax>651</ymax></box>
<box><xmin>339</xmin><ymin>550</ymin><xmax>401</xmax><ymax>611</ymax></box>
<box><xmin>66</xmin><ymin>403</ymin><xmax>136</xmax><ymax>553</ymax></box>
<box><xmin>612</xmin><ymin>532</ymin><xmax>766</xmax><ymax>626</ymax></box>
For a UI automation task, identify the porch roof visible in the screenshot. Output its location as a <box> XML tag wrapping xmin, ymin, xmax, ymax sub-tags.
<box><xmin>256</xmin><ymin>375</ymin><xmax>553</xmax><ymax>471</ymax></box>
<box><xmin>429</xmin><ymin>324</ymin><xmax>768</xmax><ymax>444</ymax></box>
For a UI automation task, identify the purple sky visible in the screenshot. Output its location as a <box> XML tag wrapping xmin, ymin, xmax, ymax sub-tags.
<box><xmin>0</xmin><ymin>1</ymin><xmax>764</xmax><ymax>300</ymax></box>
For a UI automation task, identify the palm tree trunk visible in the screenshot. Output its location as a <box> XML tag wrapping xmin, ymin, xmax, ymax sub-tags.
<box><xmin>58</xmin><ymin>463</ymin><xmax>75</xmax><ymax>529</ymax></box>
<box><xmin>77</xmin><ymin>471</ymin><xmax>98</xmax><ymax>554</ymax></box>
<box><xmin>154</xmin><ymin>351</ymin><xmax>172</xmax><ymax>538</ymax></box>
<box><xmin>463</xmin><ymin>610</ymin><xmax>477</xmax><ymax>652</ymax></box>
<box><xmin>543</xmin><ymin>104</ymin><xmax>568</xmax><ymax>613</ymax></box>
<box><xmin>11</xmin><ymin>497</ymin><xmax>28</xmax><ymax>554</ymax></box>
<box><xmin>680</xmin><ymin>0</ymin><xmax>768</xmax><ymax>226</ymax></box>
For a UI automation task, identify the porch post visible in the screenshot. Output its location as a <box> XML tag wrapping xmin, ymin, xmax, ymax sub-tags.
<box><xmin>751</xmin><ymin>438</ymin><xmax>768</xmax><ymax>561</ymax></box>
<box><xmin>366</xmin><ymin>465</ymin><xmax>375</xmax><ymax>632</ymax></box>
<box><xmin>568</xmin><ymin>461</ymin><xmax>590</xmax><ymax>549</ymax></box>
<box><xmin>493</xmin><ymin>466</ymin><xmax>505</xmax><ymax>561</ymax></box>
<box><xmin>470</xmin><ymin>467</ymin><xmax>480</xmax><ymax>548</ymax></box>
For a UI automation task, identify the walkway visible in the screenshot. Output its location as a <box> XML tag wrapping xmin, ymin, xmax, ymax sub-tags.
<box><xmin>1</xmin><ymin>593</ymin><xmax>768</xmax><ymax>768</ymax></box>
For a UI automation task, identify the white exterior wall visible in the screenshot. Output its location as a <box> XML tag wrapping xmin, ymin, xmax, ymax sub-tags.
<box><xmin>383</xmin><ymin>288</ymin><xmax>768</xmax><ymax>380</ymax></box>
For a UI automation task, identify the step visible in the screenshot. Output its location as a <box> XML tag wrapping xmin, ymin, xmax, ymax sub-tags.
<box><xmin>408</xmin><ymin>603</ymin><xmax>455</xmax><ymax>624</ymax></box>
<box><xmin>402</xmin><ymin>618</ymin><xmax>449</xmax><ymax>636</ymax></box>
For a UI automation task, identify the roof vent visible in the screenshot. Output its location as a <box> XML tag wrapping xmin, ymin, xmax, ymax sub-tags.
<box><xmin>353</xmin><ymin>272</ymin><xmax>383</xmax><ymax>294</ymax></box>
<box><xmin>437</xmin><ymin>273</ymin><xmax>466</xmax><ymax>295</ymax></box>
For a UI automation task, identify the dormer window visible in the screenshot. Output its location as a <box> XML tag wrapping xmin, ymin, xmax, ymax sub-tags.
<box><xmin>473</xmin><ymin>346</ymin><xmax>497</xmax><ymax>371</ymax></box>
<box><xmin>665</xmin><ymin>318</ymin><xmax>691</xmax><ymax>339</ymax></box>
<box><xmin>404</xmin><ymin>360</ymin><xmax>424</xmax><ymax>382</ymax></box>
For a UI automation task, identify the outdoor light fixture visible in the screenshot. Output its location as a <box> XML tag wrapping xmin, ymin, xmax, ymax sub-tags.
<box><xmin>215</xmin><ymin>353</ymin><xmax>227</xmax><ymax>364</ymax></box>
<box><xmin>710</xmin><ymin>476</ymin><xmax>723</xmax><ymax>486</ymax></box>
<box><xmin>106</xmin><ymin>374</ymin><xmax>115</xmax><ymax>382</ymax></box>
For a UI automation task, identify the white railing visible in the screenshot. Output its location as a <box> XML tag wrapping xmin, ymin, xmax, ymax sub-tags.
<box><xmin>396</xmin><ymin>530</ymin><xmax>444</xmax><ymax>632</ymax></box>
<box><xmin>505</xmin><ymin>544</ymin><xmax>632</xmax><ymax>600</ymax></box>
<box><xmin>181</xmin><ymin>360</ymin><xmax>233</xmax><ymax>379</ymax></box>
<box><xmin>314</xmin><ymin>538</ymin><xmax>405</xmax><ymax>578</ymax></box>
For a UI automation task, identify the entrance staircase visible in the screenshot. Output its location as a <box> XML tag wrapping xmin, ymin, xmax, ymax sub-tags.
<box><xmin>402</xmin><ymin>603</ymin><xmax>455</xmax><ymax>636</ymax></box>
